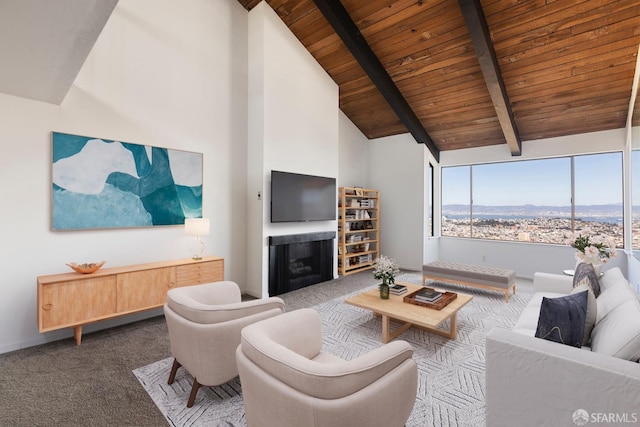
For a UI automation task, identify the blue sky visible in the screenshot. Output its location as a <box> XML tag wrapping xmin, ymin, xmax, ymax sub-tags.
<box><xmin>442</xmin><ymin>152</ymin><xmax>624</xmax><ymax>206</ymax></box>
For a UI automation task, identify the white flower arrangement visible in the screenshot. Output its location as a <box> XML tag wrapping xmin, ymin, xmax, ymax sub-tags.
<box><xmin>373</xmin><ymin>255</ymin><xmax>400</xmax><ymax>285</ymax></box>
<box><xmin>566</xmin><ymin>231</ymin><xmax>617</xmax><ymax>265</ymax></box>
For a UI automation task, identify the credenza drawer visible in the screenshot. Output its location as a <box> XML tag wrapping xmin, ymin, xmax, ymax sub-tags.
<box><xmin>176</xmin><ymin>259</ymin><xmax>224</xmax><ymax>286</ymax></box>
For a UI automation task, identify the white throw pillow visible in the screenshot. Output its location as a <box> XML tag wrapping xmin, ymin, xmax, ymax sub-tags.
<box><xmin>591</xmin><ymin>299</ymin><xmax>640</xmax><ymax>362</ymax></box>
<box><xmin>571</xmin><ymin>284</ymin><xmax>597</xmax><ymax>346</ymax></box>
<box><xmin>599</xmin><ymin>267</ymin><xmax>626</xmax><ymax>291</ymax></box>
<box><xmin>596</xmin><ymin>280</ymin><xmax>638</xmax><ymax>323</ymax></box>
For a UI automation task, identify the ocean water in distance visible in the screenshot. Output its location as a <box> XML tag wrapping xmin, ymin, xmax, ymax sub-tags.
<box><xmin>443</xmin><ymin>213</ymin><xmax>623</xmax><ymax>224</ymax></box>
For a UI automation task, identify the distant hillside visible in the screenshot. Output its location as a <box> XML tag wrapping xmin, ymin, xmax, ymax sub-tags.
<box><xmin>442</xmin><ymin>204</ymin><xmax>625</xmax><ymax>218</ymax></box>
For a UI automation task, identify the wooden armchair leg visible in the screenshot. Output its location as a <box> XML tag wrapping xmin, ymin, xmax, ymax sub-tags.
<box><xmin>187</xmin><ymin>379</ymin><xmax>201</xmax><ymax>408</ymax></box>
<box><xmin>168</xmin><ymin>358</ymin><xmax>181</xmax><ymax>385</ymax></box>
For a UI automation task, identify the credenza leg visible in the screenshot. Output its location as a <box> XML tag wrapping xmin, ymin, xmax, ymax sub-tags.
<box><xmin>74</xmin><ymin>325</ymin><xmax>82</xmax><ymax>345</ymax></box>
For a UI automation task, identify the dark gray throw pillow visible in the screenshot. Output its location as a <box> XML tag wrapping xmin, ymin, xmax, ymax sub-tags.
<box><xmin>535</xmin><ymin>291</ymin><xmax>588</xmax><ymax>348</ymax></box>
<box><xmin>573</xmin><ymin>262</ymin><xmax>601</xmax><ymax>297</ymax></box>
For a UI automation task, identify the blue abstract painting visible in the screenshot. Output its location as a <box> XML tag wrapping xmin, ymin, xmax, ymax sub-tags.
<box><xmin>52</xmin><ymin>132</ymin><xmax>203</xmax><ymax>230</ymax></box>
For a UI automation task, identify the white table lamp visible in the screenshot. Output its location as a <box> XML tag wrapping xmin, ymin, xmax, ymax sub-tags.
<box><xmin>185</xmin><ymin>218</ymin><xmax>210</xmax><ymax>260</ymax></box>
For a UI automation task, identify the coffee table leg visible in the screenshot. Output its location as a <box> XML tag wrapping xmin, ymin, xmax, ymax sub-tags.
<box><xmin>448</xmin><ymin>313</ymin><xmax>457</xmax><ymax>339</ymax></box>
<box><xmin>382</xmin><ymin>315</ymin><xmax>414</xmax><ymax>343</ymax></box>
<box><xmin>382</xmin><ymin>315</ymin><xmax>390</xmax><ymax>343</ymax></box>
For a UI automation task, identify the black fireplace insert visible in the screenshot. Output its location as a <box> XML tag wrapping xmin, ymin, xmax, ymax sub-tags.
<box><xmin>268</xmin><ymin>231</ymin><xmax>335</xmax><ymax>296</ymax></box>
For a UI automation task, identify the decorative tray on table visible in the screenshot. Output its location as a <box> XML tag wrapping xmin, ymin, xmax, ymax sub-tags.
<box><xmin>403</xmin><ymin>287</ymin><xmax>457</xmax><ymax>310</ymax></box>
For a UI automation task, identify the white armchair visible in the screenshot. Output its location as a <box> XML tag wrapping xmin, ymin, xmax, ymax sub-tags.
<box><xmin>236</xmin><ymin>308</ymin><xmax>418</xmax><ymax>427</ymax></box>
<box><xmin>164</xmin><ymin>280</ymin><xmax>284</xmax><ymax>407</ymax></box>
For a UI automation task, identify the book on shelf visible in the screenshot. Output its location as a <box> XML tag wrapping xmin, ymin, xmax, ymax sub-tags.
<box><xmin>359</xmin><ymin>199</ymin><xmax>376</xmax><ymax>208</ymax></box>
<box><xmin>358</xmin><ymin>254</ymin><xmax>371</xmax><ymax>263</ymax></box>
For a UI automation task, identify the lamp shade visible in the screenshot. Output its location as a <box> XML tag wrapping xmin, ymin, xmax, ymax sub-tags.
<box><xmin>184</xmin><ymin>218</ymin><xmax>210</xmax><ymax>236</ymax></box>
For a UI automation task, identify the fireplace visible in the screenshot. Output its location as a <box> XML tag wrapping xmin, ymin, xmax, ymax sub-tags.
<box><xmin>268</xmin><ymin>231</ymin><xmax>335</xmax><ymax>296</ymax></box>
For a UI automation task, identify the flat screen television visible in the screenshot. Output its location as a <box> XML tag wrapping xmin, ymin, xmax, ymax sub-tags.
<box><xmin>271</xmin><ymin>170</ymin><xmax>336</xmax><ymax>222</ymax></box>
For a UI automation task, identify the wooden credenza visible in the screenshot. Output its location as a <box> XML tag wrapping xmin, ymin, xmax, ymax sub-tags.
<box><xmin>37</xmin><ymin>256</ymin><xmax>224</xmax><ymax>345</ymax></box>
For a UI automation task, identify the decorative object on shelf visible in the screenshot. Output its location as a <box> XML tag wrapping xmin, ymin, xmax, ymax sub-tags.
<box><xmin>66</xmin><ymin>261</ymin><xmax>105</xmax><ymax>274</ymax></box>
<box><xmin>51</xmin><ymin>131</ymin><xmax>203</xmax><ymax>230</ymax></box>
<box><xmin>567</xmin><ymin>232</ymin><xmax>617</xmax><ymax>275</ymax></box>
<box><xmin>185</xmin><ymin>218</ymin><xmax>210</xmax><ymax>260</ymax></box>
<box><xmin>373</xmin><ymin>255</ymin><xmax>400</xmax><ymax>299</ymax></box>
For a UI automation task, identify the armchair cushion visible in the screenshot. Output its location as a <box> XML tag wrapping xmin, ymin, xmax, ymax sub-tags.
<box><xmin>240</xmin><ymin>308</ymin><xmax>415</xmax><ymax>400</ymax></box>
<box><xmin>167</xmin><ymin>281</ymin><xmax>285</xmax><ymax>324</ymax></box>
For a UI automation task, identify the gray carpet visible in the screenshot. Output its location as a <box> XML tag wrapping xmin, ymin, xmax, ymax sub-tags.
<box><xmin>0</xmin><ymin>269</ymin><xmax>378</xmax><ymax>427</ymax></box>
<box><xmin>134</xmin><ymin>273</ymin><xmax>530</xmax><ymax>427</ymax></box>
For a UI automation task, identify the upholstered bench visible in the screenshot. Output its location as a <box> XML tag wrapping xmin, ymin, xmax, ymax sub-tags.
<box><xmin>422</xmin><ymin>261</ymin><xmax>516</xmax><ymax>302</ymax></box>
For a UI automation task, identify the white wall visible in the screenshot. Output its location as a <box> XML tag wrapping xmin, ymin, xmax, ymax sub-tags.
<box><xmin>0</xmin><ymin>0</ymin><xmax>249</xmax><ymax>353</ymax></box>
<box><xmin>368</xmin><ymin>134</ymin><xmax>428</xmax><ymax>271</ymax></box>
<box><xmin>246</xmin><ymin>3</ymin><xmax>340</xmax><ymax>297</ymax></box>
<box><xmin>439</xmin><ymin>238</ymin><xmax>626</xmax><ymax>279</ymax></box>
<box><xmin>440</xmin><ymin>128</ymin><xmax>626</xmax><ymax>166</ymax></box>
<box><xmin>338</xmin><ymin>110</ymin><xmax>370</xmax><ymax>187</ymax></box>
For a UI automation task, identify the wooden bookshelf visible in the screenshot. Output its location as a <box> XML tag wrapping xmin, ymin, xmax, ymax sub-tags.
<box><xmin>338</xmin><ymin>187</ymin><xmax>379</xmax><ymax>275</ymax></box>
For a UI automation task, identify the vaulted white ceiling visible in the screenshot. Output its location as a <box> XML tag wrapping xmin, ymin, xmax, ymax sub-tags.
<box><xmin>0</xmin><ymin>0</ymin><xmax>118</xmax><ymax>104</ymax></box>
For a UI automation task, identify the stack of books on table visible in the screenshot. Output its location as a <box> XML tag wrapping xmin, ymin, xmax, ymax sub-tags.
<box><xmin>414</xmin><ymin>288</ymin><xmax>442</xmax><ymax>304</ymax></box>
<box><xmin>378</xmin><ymin>284</ymin><xmax>407</xmax><ymax>295</ymax></box>
<box><xmin>389</xmin><ymin>284</ymin><xmax>407</xmax><ymax>295</ymax></box>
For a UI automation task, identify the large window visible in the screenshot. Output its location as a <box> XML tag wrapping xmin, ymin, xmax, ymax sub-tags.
<box><xmin>427</xmin><ymin>163</ymin><xmax>434</xmax><ymax>237</ymax></box>
<box><xmin>442</xmin><ymin>166</ymin><xmax>471</xmax><ymax>238</ymax></box>
<box><xmin>574</xmin><ymin>153</ymin><xmax>623</xmax><ymax>247</ymax></box>
<box><xmin>633</xmin><ymin>150</ymin><xmax>640</xmax><ymax>251</ymax></box>
<box><xmin>442</xmin><ymin>153</ymin><xmax>623</xmax><ymax>246</ymax></box>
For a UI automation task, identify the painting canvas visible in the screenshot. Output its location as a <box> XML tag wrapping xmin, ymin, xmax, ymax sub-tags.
<box><xmin>52</xmin><ymin>132</ymin><xmax>203</xmax><ymax>230</ymax></box>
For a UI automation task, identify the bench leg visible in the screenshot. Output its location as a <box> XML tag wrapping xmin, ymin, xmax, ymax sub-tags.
<box><xmin>505</xmin><ymin>283</ymin><xmax>516</xmax><ymax>302</ymax></box>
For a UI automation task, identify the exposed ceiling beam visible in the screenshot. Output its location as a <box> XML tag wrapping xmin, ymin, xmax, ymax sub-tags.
<box><xmin>626</xmin><ymin>44</ymin><xmax>640</xmax><ymax>130</ymax></box>
<box><xmin>312</xmin><ymin>0</ymin><xmax>440</xmax><ymax>162</ymax></box>
<box><xmin>458</xmin><ymin>0</ymin><xmax>521</xmax><ymax>156</ymax></box>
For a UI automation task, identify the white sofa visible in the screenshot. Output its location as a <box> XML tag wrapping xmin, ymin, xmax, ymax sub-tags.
<box><xmin>486</xmin><ymin>267</ymin><xmax>640</xmax><ymax>427</ymax></box>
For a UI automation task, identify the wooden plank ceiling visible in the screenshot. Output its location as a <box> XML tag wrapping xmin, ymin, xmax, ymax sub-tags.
<box><xmin>238</xmin><ymin>0</ymin><xmax>640</xmax><ymax>156</ymax></box>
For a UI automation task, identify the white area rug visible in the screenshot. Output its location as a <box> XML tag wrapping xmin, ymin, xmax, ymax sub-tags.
<box><xmin>134</xmin><ymin>274</ymin><xmax>530</xmax><ymax>426</ymax></box>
